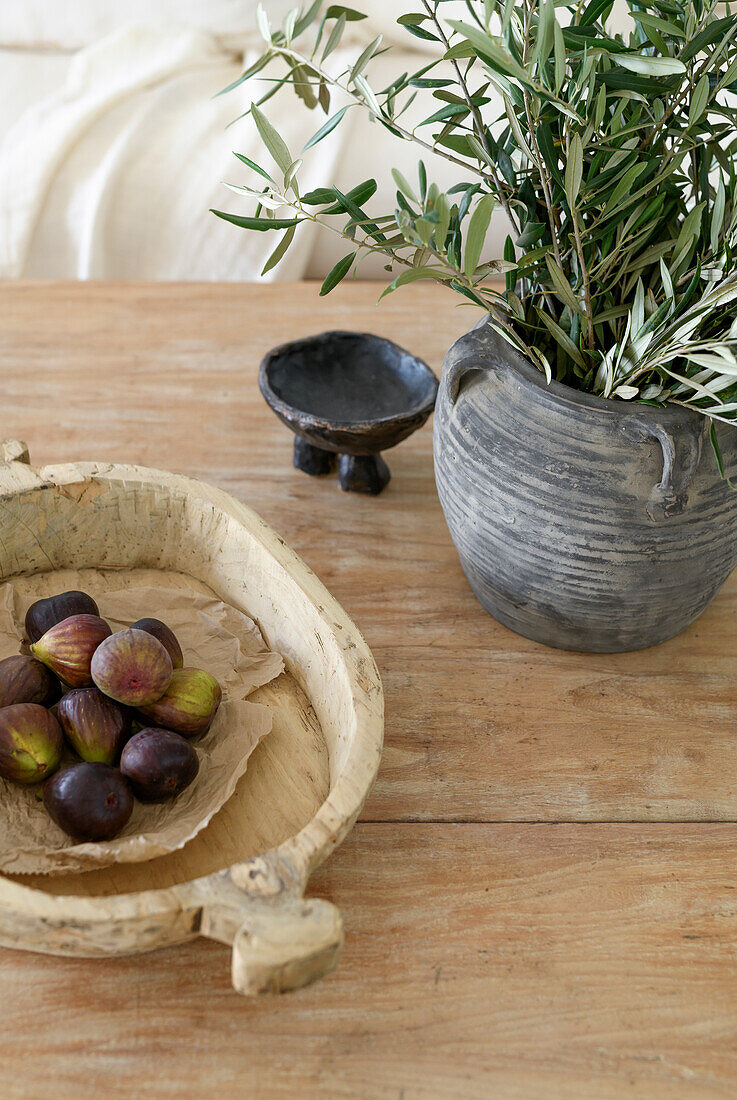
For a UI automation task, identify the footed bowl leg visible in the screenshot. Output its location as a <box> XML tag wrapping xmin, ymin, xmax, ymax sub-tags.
<box><xmin>293</xmin><ymin>438</ymin><xmax>336</xmax><ymax>476</ymax></box>
<box><xmin>338</xmin><ymin>454</ymin><xmax>391</xmax><ymax>495</ymax></box>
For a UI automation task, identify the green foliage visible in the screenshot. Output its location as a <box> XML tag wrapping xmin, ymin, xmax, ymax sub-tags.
<box><xmin>215</xmin><ymin>0</ymin><xmax>737</xmax><ymax>426</ymax></box>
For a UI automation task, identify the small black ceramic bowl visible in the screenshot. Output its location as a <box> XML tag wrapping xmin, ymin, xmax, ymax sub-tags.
<box><xmin>259</xmin><ymin>330</ymin><xmax>439</xmax><ymax>494</ymax></box>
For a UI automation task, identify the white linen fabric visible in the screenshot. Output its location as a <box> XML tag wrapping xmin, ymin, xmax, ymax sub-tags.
<box><xmin>0</xmin><ymin>0</ymin><xmax>457</xmax><ymax>51</ymax></box>
<box><xmin>0</xmin><ymin>24</ymin><xmax>358</xmax><ymax>280</ymax></box>
<box><xmin>0</xmin><ymin>4</ymin><xmax>506</xmax><ymax>281</ymax></box>
<box><xmin>0</xmin><ymin>1</ymin><xmax>285</xmax><ymax>50</ymax></box>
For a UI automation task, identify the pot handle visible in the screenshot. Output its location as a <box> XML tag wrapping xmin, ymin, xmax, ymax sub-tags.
<box><xmin>199</xmin><ymin>870</ymin><xmax>343</xmax><ymax>995</ymax></box>
<box><xmin>443</xmin><ymin>355</ymin><xmax>490</xmax><ymax>406</ymax></box>
<box><xmin>624</xmin><ymin>417</ymin><xmax>702</xmax><ymax>521</ymax></box>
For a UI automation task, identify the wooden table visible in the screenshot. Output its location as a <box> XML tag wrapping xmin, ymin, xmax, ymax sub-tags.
<box><xmin>2</xmin><ymin>280</ymin><xmax>737</xmax><ymax>1099</ymax></box>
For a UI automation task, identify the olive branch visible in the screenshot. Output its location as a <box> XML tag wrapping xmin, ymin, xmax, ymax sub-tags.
<box><xmin>212</xmin><ymin>0</ymin><xmax>737</xmax><ymax>444</ymax></box>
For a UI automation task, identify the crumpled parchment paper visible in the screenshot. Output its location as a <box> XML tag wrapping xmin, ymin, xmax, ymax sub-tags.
<box><xmin>0</xmin><ymin>582</ymin><xmax>283</xmax><ymax>874</ymax></box>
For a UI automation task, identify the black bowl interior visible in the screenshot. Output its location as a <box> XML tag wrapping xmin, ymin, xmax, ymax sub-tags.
<box><xmin>264</xmin><ymin>332</ymin><xmax>437</xmax><ymax>424</ymax></box>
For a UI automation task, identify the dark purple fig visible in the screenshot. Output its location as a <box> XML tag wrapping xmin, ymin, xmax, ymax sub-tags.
<box><xmin>0</xmin><ymin>703</ymin><xmax>63</xmax><ymax>784</ymax></box>
<box><xmin>25</xmin><ymin>590</ymin><xmax>99</xmax><ymax>643</ymax></box>
<box><xmin>120</xmin><ymin>727</ymin><xmax>199</xmax><ymax>803</ymax></box>
<box><xmin>0</xmin><ymin>654</ymin><xmax>61</xmax><ymax>708</ymax></box>
<box><xmin>136</xmin><ymin>668</ymin><xmax>222</xmax><ymax>738</ymax></box>
<box><xmin>91</xmin><ymin>628</ymin><xmax>172</xmax><ymax>706</ymax></box>
<box><xmin>57</xmin><ymin>687</ymin><xmax>132</xmax><ymax>765</ymax></box>
<box><xmin>43</xmin><ymin>762</ymin><xmax>133</xmax><ymax>841</ymax></box>
<box><xmin>31</xmin><ymin>614</ymin><xmax>112</xmax><ymax>688</ymax></box>
<box><xmin>130</xmin><ymin>618</ymin><xmax>183</xmax><ymax>670</ymax></box>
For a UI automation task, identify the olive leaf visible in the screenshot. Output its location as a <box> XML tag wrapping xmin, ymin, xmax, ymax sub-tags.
<box><xmin>617</xmin><ymin>55</ymin><xmax>686</xmax><ymax>76</ymax></box>
<box><xmin>322</xmin><ymin>13</ymin><xmax>347</xmax><ymax>60</ymax></box>
<box><xmin>380</xmin><ymin>266</ymin><xmax>452</xmax><ymax>300</ymax></box>
<box><xmin>688</xmin><ymin>74</ymin><xmax>710</xmax><ymax>128</ymax></box>
<box><xmin>303</xmin><ymin>106</ymin><xmax>350</xmax><ymax>150</ymax></box>
<box><xmin>546</xmin><ymin>255</ymin><xmax>582</xmax><ymax>315</ymax></box>
<box><xmin>464</xmin><ymin>193</ymin><xmax>495</xmax><ymax>278</ymax></box>
<box><xmin>565</xmin><ymin>134</ymin><xmax>583</xmax><ymax>208</ymax></box>
<box><xmin>232</xmin><ymin>152</ymin><xmax>276</xmax><ymax>186</ymax></box>
<box><xmin>350</xmin><ymin>35</ymin><xmax>383</xmax><ymax>81</ymax></box>
<box><xmin>392</xmin><ymin>168</ymin><xmax>418</xmax><ymax>204</ymax></box>
<box><xmin>320</xmin><ymin>252</ymin><xmax>355</xmax><ymax>294</ymax></box>
<box><xmin>261</xmin><ymin>224</ymin><xmax>297</xmax><ymax>275</ymax></box>
<box><xmin>325</xmin><ymin>5</ymin><xmax>367</xmax><ymax>19</ymax></box>
<box><xmin>210</xmin><ymin>211</ymin><xmax>302</xmax><ymax>231</ymax></box>
<box><xmin>255</xmin><ymin>3</ymin><xmax>271</xmax><ymax>44</ymax></box>
<box><xmin>250</xmin><ymin>103</ymin><xmax>292</xmax><ymax>177</ymax></box>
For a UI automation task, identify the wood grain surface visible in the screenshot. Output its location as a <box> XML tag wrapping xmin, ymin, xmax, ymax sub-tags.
<box><xmin>1</xmin><ymin>280</ymin><xmax>737</xmax><ymax>1098</ymax></box>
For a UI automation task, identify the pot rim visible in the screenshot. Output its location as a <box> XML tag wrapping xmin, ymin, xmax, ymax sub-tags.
<box><xmin>471</xmin><ymin>316</ymin><xmax>700</xmax><ymax>426</ymax></box>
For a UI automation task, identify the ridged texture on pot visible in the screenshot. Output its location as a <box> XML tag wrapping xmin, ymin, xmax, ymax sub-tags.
<box><xmin>433</xmin><ymin>322</ymin><xmax>737</xmax><ymax>652</ymax></box>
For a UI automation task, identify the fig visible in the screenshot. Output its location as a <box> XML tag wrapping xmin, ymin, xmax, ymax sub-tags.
<box><xmin>0</xmin><ymin>654</ymin><xmax>61</xmax><ymax>708</ymax></box>
<box><xmin>57</xmin><ymin>687</ymin><xmax>132</xmax><ymax>765</ymax></box>
<box><xmin>25</xmin><ymin>590</ymin><xmax>100</xmax><ymax>643</ymax></box>
<box><xmin>136</xmin><ymin>667</ymin><xmax>222</xmax><ymax>738</ymax></box>
<box><xmin>130</xmin><ymin>618</ymin><xmax>183</xmax><ymax>669</ymax></box>
<box><xmin>91</xmin><ymin>628</ymin><xmax>172</xmax><ymax>706</ymax></box>
<box><xmin>43</xmin><ymin>762</ymin><xmax>133</xmax><ymax>842</ymax></box>
<box><xmin>0</xmin><ymin>703</ymin><xmax>63</xmax><ymax>784</ymax></box>
<box><xmin>31</xmin><ymin>614</ymin><xmax>112</xmax><ymax>688</ymax></box>
<box><xmin>120</xmin><ymin>727</ymin><xmax>199</xmax><ymax>803</ymax></box>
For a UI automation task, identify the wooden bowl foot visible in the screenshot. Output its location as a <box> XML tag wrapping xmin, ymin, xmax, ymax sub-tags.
<box><xmin>293</xmin><ymin>438</ymin><xmax>336</xmax><ymax>477</ymax></box>
<box><xmin>338</xmin><ymin>454</ymin><xmax>391</xmax><ymax>495</ymax></box>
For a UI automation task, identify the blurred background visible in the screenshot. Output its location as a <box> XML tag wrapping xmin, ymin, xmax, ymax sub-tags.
<box><xmin>0</xmin><ymin>1</ymin><xmax>630</xmax><ymax>283</ymax></box>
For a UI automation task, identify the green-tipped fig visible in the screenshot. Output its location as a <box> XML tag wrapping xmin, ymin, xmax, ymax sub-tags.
<box><xmin>0</xmin><ymin>703</ymin><xmax>63</xmax><ymax>784</ymax></box>
<box><xmin>31</xmin><ymin>614</ymin><xmax>112</xmax><ymax>688</ymax></box>
<box><xmin>91</xmin><ymin>628</ymin><xmax>173</xmax><ymax>706</ymax></box>
<box><xmin>137</xmin><ymin>667</ymin><xmax>222</xmax><ymax>738</ymax></box>
<box><xmin>25</xmin><ymin>590</ymin><xmax>99</xmax><ymax>643</ymax></box>
<box><xmin>43</xmin><ymin>762</ymin><xmax>133</xmax><ymax>841</ymax></box>
<box><xmin>57</xmin><ymin>687</ymin><xmax>132</xmax><ymax>765</ymax></box>
<box><xmin>120</xmin><ymin>727</ymin><xmax>199</xmax><ymax>803</ymax></box>
<box><xmin>130</xmin><ymin>618</ymin><xmax>183</xmax><ymax>669</ymax></box>
<box><xmin>0</xmin><ymin>654</ymin><xmax>61</xmax><ymax>708</ymax></box>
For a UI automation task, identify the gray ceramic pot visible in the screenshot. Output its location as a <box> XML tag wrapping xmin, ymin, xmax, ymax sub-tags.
<box><xmin>434</xmin><ymin>320</ymin><xmax>737</xmax><ymax>652</ymax></box>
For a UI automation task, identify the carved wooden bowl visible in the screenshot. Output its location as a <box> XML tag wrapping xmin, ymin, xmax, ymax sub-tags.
<box><xmin>0</xmin><ymin>442</ymin><xmax>383</xmax><ymax>995</ymax></box>
<box><xmin>259</xmin><ymin>330</ymin><xmax>439</xmax><ymax>494</ymax></box>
